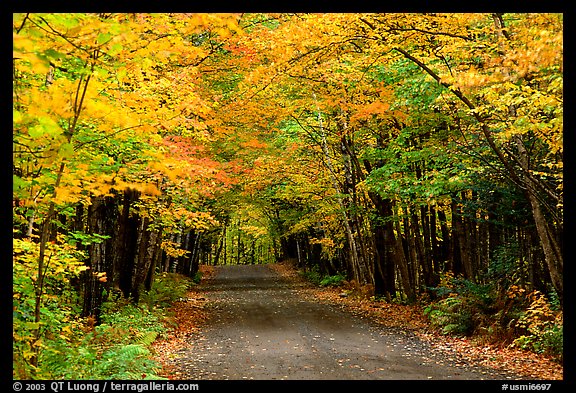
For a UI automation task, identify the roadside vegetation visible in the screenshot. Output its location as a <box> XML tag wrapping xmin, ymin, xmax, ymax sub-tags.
<box><xmin>297</xmin><ymin>263</ymin><xmax>562</xmax><ymax>362</ymax></box>
<box><xmin>14</xmin><ymin>271</ymin><xmax>195</xmax><ymax>379</ymax></box>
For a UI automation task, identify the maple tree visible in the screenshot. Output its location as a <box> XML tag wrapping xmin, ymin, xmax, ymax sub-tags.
<box><xmin>13</xmin><ymin>12</ymin><xmax>562</xmax><ymax>379</ymax></box>
<box><xmin>217</xmin><ymin>12</ymin><xmax>562</xmax><ymax>298</ymax></box>
<box><xmin>12</xmin><ymin>12</ymin><xmax>241</xmax><ymax>377</ymax></box>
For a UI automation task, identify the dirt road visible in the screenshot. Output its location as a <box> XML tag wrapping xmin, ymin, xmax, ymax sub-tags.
<box><xmin>167</xmin><ymin>264</ymin><xmax>519</xmax><ymax>380</ymax></box>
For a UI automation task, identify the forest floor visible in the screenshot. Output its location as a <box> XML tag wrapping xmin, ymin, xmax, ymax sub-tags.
<box><xmin>270</xmin><ymin>262</ymin><xmax>564</xmax><ymax>381</ymax></box>
<box><xmin>152</xmin><ymin>263</ymin><xmax>563</xmax><ymax>381</ymax></box>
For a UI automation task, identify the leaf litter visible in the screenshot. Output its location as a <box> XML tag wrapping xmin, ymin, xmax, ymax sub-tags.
<box><xmin>270</xmin><ymin>262</ymin><xmax>563</xmax><ymax>380</ymax></box>
<box><xmin>153</xmin><ymin>263</ymin><xmax>562</xmax><ymax>380</ymax></box>
<box><xmin>151</xmin><ymin>265</ymin><xmax>214</xmax><ymax>379</ymax></box>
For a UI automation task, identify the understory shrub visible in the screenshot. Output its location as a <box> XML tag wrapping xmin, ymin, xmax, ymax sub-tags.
<box><xmin>424</xmin><ymin>273</ymin><xmax>563</xmax><ymax>361</ymax></box>
<box><xmin>319</xmin><ymin>273</ymin><xmax>346</xmax><ymax>287</ymax></box>
<box><xmin>140</xmin><ymin>272</ymin><xmax>194</xmax><ymax>309</ymax></box>
<box><xmin>16</xmin><ymin>270</ymin><xmax>195</xmax><ymax>379</ymax></box>
<box><xmin>300</xmin><ymin>266</ymin><xmax>322</xmax><ymax>285</ymax></box>
<box><xmin>511</xmin><ymin>288</ymin><xmax>563</xmax><ymax>360</ymax></box>
<box><xmin>424</xmin><ymin>273</ymin><xmax>497</xmax><ymax>336</ymax></box>
<box><xmin>39</xmin><ymin>293</ymin><xmax>170</xmax><ymax>379</ymax></box>
<box><xmin>300</xmin><ymin>266</ymin><xmax>346</xmax><ymax>287</ymax></box>
<box><xmin>424</xmin><ymin>295</ymin><xmax>475</xmax><ymax>335</ymax></box>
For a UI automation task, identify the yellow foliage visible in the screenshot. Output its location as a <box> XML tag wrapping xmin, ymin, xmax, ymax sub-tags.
<box><xmin>161</xmin><ymin>241</ymin><xmax>189</xmax><ymax>258</ymax></box>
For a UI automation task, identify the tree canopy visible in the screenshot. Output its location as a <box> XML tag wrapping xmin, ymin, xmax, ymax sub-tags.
<box><xmin>13</xmin><ymin>12</ymin><xmax>562</xmax><ymax>379</ymax></box>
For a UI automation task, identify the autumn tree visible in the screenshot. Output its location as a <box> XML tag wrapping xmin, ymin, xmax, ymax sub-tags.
<box><xmin>213</xmin><ymin>13</ymin><xmax>562</xmax><ymax>302</ymax></box>
<box><xmin>13</xmin><ymin>12</ymin><xmax>242</xmax><ymax>377</ymax></box>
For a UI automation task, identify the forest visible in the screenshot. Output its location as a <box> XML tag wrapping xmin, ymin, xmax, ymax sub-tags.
<box><xmin>12</xmin><ymin>13</ymin><xmax>563</xmax><ymax>379</ymax></box>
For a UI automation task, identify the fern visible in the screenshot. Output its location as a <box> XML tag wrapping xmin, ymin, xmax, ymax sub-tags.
<box><xmin>425</xmin><ymin>296</ymin><xmax>474</xmax><ymax>336</ymax></box>
<box><xmin>24</xmin><ymin>261</ymin><xmax>181</xmax><ymax>379</ymax></box>
<box><xmin>107</xmin><ymin>344</ymin><xmax>151</xmax><ymax>359</ymax></box>
<box><xmin>320</xmin><ymin>274</ymin><xmax>346</xmax><ymax>287</ymax></box>
<box><xmin>90</xmin><ymin>344</ymin><xmax>155</xmax><ymax>379</ymax></box>
<box><xmin>134</xmin><ymin>331</ymin><xmax>158</xmax><ymax>347</ymax></box>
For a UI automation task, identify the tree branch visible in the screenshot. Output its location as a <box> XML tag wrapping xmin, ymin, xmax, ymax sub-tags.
<box><xmin>15</xmin><ymin>13</ymin><xmax>30</xmax><ymax>34</ymax></box>
<box><xmin>392</xmin><ymin>46</ymin><xmax>523</xmax><ymax>188</ymax></box>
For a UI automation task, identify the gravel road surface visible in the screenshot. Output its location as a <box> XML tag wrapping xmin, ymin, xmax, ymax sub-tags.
<box><xmin>168</xmin><ymin>264</ymin><xmax>519</xmax><ymax>380</ymax></box>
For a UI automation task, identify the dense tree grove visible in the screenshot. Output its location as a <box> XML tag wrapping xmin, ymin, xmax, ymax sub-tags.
<box><xmin>13</xmin><ymin>13</ymin><xmax>562</xmax><ymax>378</ymax></box>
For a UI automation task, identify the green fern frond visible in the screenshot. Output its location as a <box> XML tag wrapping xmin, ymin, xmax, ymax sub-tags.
<box><xmin>134</xmin><ymin>331</ymin><xmax>158</xmax><ymax>346</ymax></box>
<box><xmin>112</xmin><ymin>344</ymin><xmax>150</xmax><ymax>358</ymax></box>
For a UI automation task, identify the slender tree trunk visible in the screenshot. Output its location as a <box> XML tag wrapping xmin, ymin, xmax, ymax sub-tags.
<box><xmin>145</xmin><ymin>229</ymin><xmax>163</xmax><ymax>292</ymax></box>
<box><xmin>213</xmin><ymin>225</ymin><xmax>226</xmax><ymax>266</ymax></box>
<box><xmin>452</xmin><ymin>198</ymin><xmax>474</xmax><ymax>280</ymax></box>
<box><xmin>429</xmin><ymin>205</ymin><xmax>443</xmax><ymax>273</ymax></box>
<box><xmin>478</xmin><ymin>212</ymin><xmax>489</xmax><ymax>278</ymax></box>
<box><xmin>189</xmin><ymin>232</ymin><xmax>202</xmax><ymax>277</ymax></box>
<box><xmin>393</xmin><ymin>218</ymin><xmax>416</xmax><ymax>302</ymax></box>
<box><xmin>30</xmin><ymin>163</ymin><xmax>66</xmax><ymax>370</ymax></box>
<box><xmin>116</xmin><ymin>189</ymin><xmax>139</xmax><ymax>299</ymax></box>
<box><xmin>437</xmin><ymin>207</ymin><xmax>452</xmax><ymax>271</ymax></box>
<box><xmin>411</xmin><ymin>210</ymin><xmax>435</xmax><ymax>289</ymax></box>
<box><xmin>514</xmin><ymin>136</ymin><xmax>563</xmax><ymax>302</ymax></box>
<box><xmin>450</xmin><ymin>199</ymin><xmax>463</xmax><ymax>276</ymax></box>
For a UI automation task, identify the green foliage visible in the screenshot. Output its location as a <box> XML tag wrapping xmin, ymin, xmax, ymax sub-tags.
<box><xmin>546</xmin><ymin>286</ymin><xmax>561</xmax><ymax>311</ymax></box>
<box><xmin>319</xmin><ymin>273</ymin><xmax>346</xmax><ymax>287</ymax></box>
<box><xmin>67</xmin><ymin>231</ymin><xmax>111</xmax><ymax>246</ymax></box>
<box><xmin>485</xmin><ymin>243</ymin><xmax>522</xmax><ymax>287</ymax></box>
<box><xmin>300</xmin><ymin>267</ymin><xmax>323</xmax><ymax>286</ymax></box>
<box><xmin>424</xmin><ymin>295</ymin><xmax>474</xmax><ymax>336</ymax></box>
<box><xmin>192</xmin><ymin>270</ymin><xmax>203</xmax><ymax>284</ymax></box>
<box><xmin>13</xmin><ymin>237</ymin><xmax>88</xmax><ymax>379</ymax></box>
<box><xmin>14</xmin><ymin>266</ymin><xmax>193</xmax><ymax>379</ymax></box>
<box><xmin>40</xmin><ymin>333</ymin><xmax>163</xmax><ymax>380</ymax></box>
<box><xmin>514</xmin><ymin>325</ymin><xmax>563</xmax><ymax>360</ymax></box>
<box><xmin>99</xmin><ymin>303</ymin><xmax>167</xmax><ymax>340</ymax></box>
<box><xmin>300</xmin><ymin>266</ymin><xmax>346</xmax><ymax>287</ymax></box>
<box><xmin>40</xmin><ymin>299</ymin><xmax>166</xmax><ymax>379</ymax></box>
<box><xmin>425</xmin><ymin>273</ymin><xmax>563</xmax><ymax>360</ymax></box>
<box><xmin>32</xmin><ymin>293</ymin><xmax>169</xmax><ymax>380</ymax></box>
<box><xmin>140</xmin><ymin>272</ymin><xmax>194</xmax><ymax>310</ymax></box>
<box><xmin>511</xmin><ymin>289</ymin><xmax>563</xmax><ymax>360</ymax></box>
<box><xmin>425</xmin><ymin>273</ymin><xmax>499</xmax><ymax>336</ymax></box>
<box><xmin>92</xmin><ymin>344</ymin><xmax>160</xmax><ymax>380</ymax></box>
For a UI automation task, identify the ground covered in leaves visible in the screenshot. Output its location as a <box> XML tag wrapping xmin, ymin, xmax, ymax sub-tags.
<box><xmin>152</xmin><ymin>263</ymin><xmax>562</xmax><ymax>380</ymax></box>
<box><xmin>151</xmin><ymin>266</ymin><xmax>215</xmax><ymax>379</ymax></box>
<box><xmin>269</xmin><ymin>263</ymin><xmax>563</xmax><ymax>380</ymax></box>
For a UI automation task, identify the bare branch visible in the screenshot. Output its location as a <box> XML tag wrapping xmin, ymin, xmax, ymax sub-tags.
<box><xmin>15</xmin><ymin>13</ymin><xmax>30</xmax><ymax>34</ymax></box>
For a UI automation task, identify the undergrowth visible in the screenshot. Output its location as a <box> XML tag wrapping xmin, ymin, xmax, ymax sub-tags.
<box><xmin>14</xmin><ymin>272</ymin><xmax>195</xmax><ymax>379</ymax></box>
<box><xmin>424</xmin><ymin>272</ymin><xmax>563</xmax><ymax>362</ymax></box>
<box><xmin>300</xmin><ymin>266</ymin><xmax>346</xmax><ymax>287</ymax></box>
<box><xmin>298</xmin><ymin>260</ymin><xmax>563</xmax><ymax>363</ymax></box>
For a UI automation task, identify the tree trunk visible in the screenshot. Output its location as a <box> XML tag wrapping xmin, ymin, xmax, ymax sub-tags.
<box><xmin>452</xmin><ymin>197</ymin><xmax>474</xmax><ymax>280</ymax></box>
<box><xmin>130</xmin><ymin>216</ymin><xmax>162</xmax><ymax>304</ymax></box>
<box><xmin>393</xmin><ymin>218</ymin><xmax>416</xmax><ymax>302</ymax></box>
<box><xmin>213</xmin><ymin>224</ymin><xmax>226</xmax><ymax>265</ymax></box>
<box><xmin>188</xmin><ymin>232</ymin><xmax>201</xmax><ymax>277</ymax></box>
<box><xmin>116</xmin><ymin>189</ymin><xmax>140</xmax><ymax>299</ymax></box>
<box><xmin>514</xmin><ymin>136</ymin><xmax>563</xmax><ymax>302</ymax></box>
<box><xmin>82</xmin><ymin>195</ymin><xmax>116</xmax><ymax>321</ymax></box>
<box><xmin>437</xmin><ymin>207</ymin><xmax>452</xmax><ymax>271</ymax></box>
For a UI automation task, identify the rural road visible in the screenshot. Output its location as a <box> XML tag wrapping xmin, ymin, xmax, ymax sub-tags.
<box><xmin>168</xmin><ymin>264</ymin><xmax>518</xmax><ymax>380</ymax></box>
